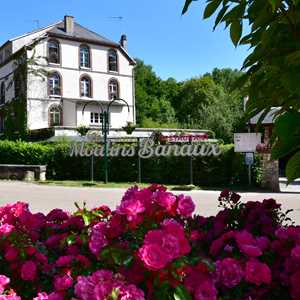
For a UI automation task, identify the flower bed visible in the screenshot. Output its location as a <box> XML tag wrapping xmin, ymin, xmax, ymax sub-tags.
<box><xmin>0</xmin><ymin>185</ymin><xmax>299</xmax><ymax>299</ymax></box>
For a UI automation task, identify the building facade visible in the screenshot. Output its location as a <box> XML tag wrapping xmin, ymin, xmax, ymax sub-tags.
<box><xmin>0</xmin><ymin>16</ymin><xmax>136</xmax><ymax>137</ymax></box>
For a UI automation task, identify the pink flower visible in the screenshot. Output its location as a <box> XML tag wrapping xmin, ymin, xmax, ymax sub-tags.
<box><xmin>74</xmin><ymin>269</ymin><xmax>144</xmax><ymax>300</ymax></box>
<box><xmin>21</xmin><ymin>260</ymin><xmax>37</xmax><ymax>281</ymax></box>
<box><xmin>235</xmin><ymin>231</ymin><xmax>262</xmax><ymax>257</ymax></box>
<box><xmin>184</xmin><ymin>269</ymin><xmax>217</xmax><ymax>300</ymax></box>
<box><xmin>0</xmin><ymin>275</ymin><xmax>10</xmax><ymax>293</ymax></box>
<box><xmin>117</xmin><ymin>198</ymin><xmax>145</xmax><ymax>221</ymax></box>
<box><xmin>118</xmin><ymin>283</ymin><xmax>145</xmax><ymax>300</ymax></box>
<box><xmin>216</xmin><ymin>258</ymin><xmax>244</xmax><ymax>288</ymax></box>
<box><xmin>194</xmin><ymin>280</ymin><xmax>217</xmax><ymax>300</ymax></box>
<box><xmin>155</xmin><ymin>191</ymin><xmax>177</xmax><ymax>212</ymax></box>
<box><xmin>245</xmin><ymin>259</ymin><xmax>271</xmax><ymax>286</ymax></box>
<box><xmin>140</xmin><ymin>220</ymin><xmax>190</xmax><ymax>268</ymax></box>
<box><xmin>34</xmin><ymin>293</ymin><xmax>49</xmax><ymax>300</ymax></box>
<box><xmin>290</xmin><ymin>271</ymin><xmax>300</xmax><ymax>300</ymax></box>
<box><xmin>291</xmin><ymin>245</ymin><xmax>300</xmax><ymax>261</ymax></box>
<box><xmin>4</xmin><ymin>246</ymin><xmax>18</xmax><ymax>261</ymax></box>
<box><xmin>54</xmin><ymin>275</ymin><xmax>73</xmax><ymax>291</ymax></box>
<box><xmin>0</xmin><ymin>224</ymin><xmax>14</xmax><ymax>235</ymax></box>
<box><xmin>138</xmin><ymin>244</ymin><xmax>169</xmax><ymax>271</ymax></box>
<box><xmin>162</xmin><ymin>220</ymin><xmax>191</xmax><ymax>255</ymax></box>
<box><xmin>89</xmin><ymin>222</ymin><xmax>108</xmax><ymax>256</ymax></box>
<box><xmin>177</xmin><ymin>195</ymin><xmax>195</xmax><ymax>217</ymax></box>
<box><xmin>55</xmin><ymin>255</ymin><xmax>74</xmax><ymax>267</ymax></box>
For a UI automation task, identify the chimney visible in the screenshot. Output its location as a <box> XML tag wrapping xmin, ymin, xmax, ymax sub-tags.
<box><xmin>120</xmin><ymin>34</ymin><xmax>127</xmax><ymax>50</ymax></box>
<box><xmin>64</xmin><ymin>15</ymin><xmax>74</xmax><ymax>34</ymax></box>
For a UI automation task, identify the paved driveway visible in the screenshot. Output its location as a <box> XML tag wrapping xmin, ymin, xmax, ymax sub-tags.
<box><xmin>0</xmin><ymin>181</ymin><xmax>299</xmax><ymax>224</ymax></box>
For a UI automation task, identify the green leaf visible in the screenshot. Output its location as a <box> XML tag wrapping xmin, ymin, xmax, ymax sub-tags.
<box><xmin>203</xmin><ymin>0</ymin><xmax>222</xmax><ymax>19</ymax></box>
<box><xmin>230</xmin><ymin>20</ymin><xmax>242</xmax><ymax>46</ymax></box>
<box><xmin>268</xmin><ymin>0</ymin><xmax>278</xmax><ymax>11</ymax></box>
<box><xmin>286</xmin><ymin>151</ymin><xmax>300</xmax><ymax>183</ymax></box>
<box><xmin>182</xmin><ymin>0</ymin><xmax>194</xmax><ymax>15</ymax></box>
<box><xmin>213</xmin><ymin>5</ymin><xmax>229</xmax><ymax>30</ymax></box>
<box><xmin>174</xmin><ymin>285</ymin><xmax>193</xmax><ymax>300</ymax></box>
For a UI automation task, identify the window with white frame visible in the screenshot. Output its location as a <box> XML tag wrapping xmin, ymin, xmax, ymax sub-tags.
<box><xmin>108</xmin><ymin>79</ymin><xmax>119</xmax><ymax>100</ymax></box>
<box><xmin>48</xmin><ymin>73</ymin><xmax>61</xmax><ymax>96</ymax></box>
<box><xmin>49</xmin><ymin>105</ymin><xmax>62</xmax><ymax>126</ymax></box>
<box><xmin>108</xmin><ymin>49</ymin><xmax>118</xmax><ymax>72</ymax></box>
<box><xmin>48</xmin><ymin>40</ymin><xmax>60</xmax><ymax>64</ymax></box>
<box><xmin>90</xmin><ymin>112</ymin><xmax>103</xmax><ymax>125</ymax></box>
<box><xmin>80</xmin><ymin>76</ymin><xmax>92</xmax><ymax>97</ymax></box>
<box><xmin>80</xmin><ymin>45</ymin><xmax>90</xmax><ymax>68</ymax></box>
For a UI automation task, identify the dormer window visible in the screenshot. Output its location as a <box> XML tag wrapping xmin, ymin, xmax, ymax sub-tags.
<box><xmin>0</xmin><ymin>82</ymin><xmax>5</xmax><ymax>105</ymax></box>
<box><xmin>80</xmin><ymin>45</ymin><xmax>90</xmax><ymax>68</ymax></box>
<box><xmin>48</xmin><ymin>72</ymin><xmax>61</xmax><ymax>96</ymax></box>
<box><xmin>80</xmin><ymin>76</ymin><xmax>92</xmax><ymax>97</ymax></box>
<box><xmin>108</xmin><ymin>49</ymin><xmax>118</xmax><ymax>72</ymax></box>
<box><xmin>108</xmin><ymin>79</ymin><xmax>119</xmax><ymax>100</ymax></box>
<box><xmin>48</xmin><ymin>40</ymin><xmax>60</xmax><ymax>64</ymax></box>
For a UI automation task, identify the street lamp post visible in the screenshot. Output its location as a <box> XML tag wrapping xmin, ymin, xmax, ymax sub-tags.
<box><xmin>82</xmin><ymin>98</ymin><xmax>130</xmax><ymax>184</ymax></box>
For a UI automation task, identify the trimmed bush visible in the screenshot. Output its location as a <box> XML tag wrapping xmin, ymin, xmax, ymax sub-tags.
<box><xmin>0</xmin><ymin>140</ymin><xmax>250</xmax><ymax>185</ymax></box>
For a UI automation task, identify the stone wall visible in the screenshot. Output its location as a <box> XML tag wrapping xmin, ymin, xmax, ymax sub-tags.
<box><xmin>261</xmin><ymin>153</ymin><xmax>280</xmax><ymax>192</ymax></box>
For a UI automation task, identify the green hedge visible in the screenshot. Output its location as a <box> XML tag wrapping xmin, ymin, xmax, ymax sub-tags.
<box><xmin>0</xmin><ymin>140</ymin><xmax>250</xmax><ymax>186</ymax></box>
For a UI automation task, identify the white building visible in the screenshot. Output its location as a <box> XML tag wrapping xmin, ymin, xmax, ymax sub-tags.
<box><xmin>0</xmin><ymin>16</ymin><xmax>136</xmax><ymax>137</ymax></box>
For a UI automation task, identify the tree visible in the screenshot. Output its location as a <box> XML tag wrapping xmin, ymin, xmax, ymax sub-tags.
<box><xmin>134</xmin><ymin>59</ymin><xmax>177</xmax><ymax>126</ymax></box>
<box><xmin>177</xmin><ymin>75</ymin><xmax>244</xmax><ymax>143</ymax></box>
<box><xmin>182</xmin><ymin>0</ymin><xmax>300</xmax><ymax>182</ymax></box>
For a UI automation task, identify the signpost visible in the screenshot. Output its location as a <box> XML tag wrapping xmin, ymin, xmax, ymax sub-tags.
<box><xmin>245</xmin><ymin>152</ymin><xmax>254</xmax><ymax>185</ymax></box>
<box><xmin>234</xmin><ymin>133</ymin><xmax>261</xmax><ymax>153</ymax></box>
<box><xmin>234</xmin><ymin>133</ymin><xmax>261</xmax><ymax>186</ymax></box>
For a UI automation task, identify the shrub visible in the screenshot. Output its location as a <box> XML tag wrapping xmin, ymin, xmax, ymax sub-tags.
<box><xmin>0</xmin><ymin>140</ymin><xmax>254</xmax><ymax>186</ymax></box>
<box><xmin>0</xmin><ymin>186</ymin><xmax>298</xmax><ymax>299</ymax></box>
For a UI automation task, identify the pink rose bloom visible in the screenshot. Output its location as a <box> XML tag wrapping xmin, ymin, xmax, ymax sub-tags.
<box><xmin>4</xmin><ymin>246</ymin><xmax>18</xmax><ymax>261</ymax></box>
<box><xmin>162</xmin><ymin>220</ymin><xmax>191</xmax><ymax>256</ymax></box>
<box><xmin>55</xmin><ymin>255</ymin><xmax>74</xmax><ymax>267</ymax></box>
<box><xmin>291</xmin><ymin>245</ymin><xmax>300</xmax><ymax>261</ymax></box>
<box><xmin>235</xmin><ymin>231</ymin><xmax>262</xmax><ymax>257</ymax></box>
<box><xmin>194</xmin><ymin>280</ymin><xmax>217</xmax><ymax>300</ymax></box>
<box><xmin>0</xmin><ymin>224</ymin><xmax>14</xmax><ymax>235</ymax></box>
<box><xmin>177</xmin><ymin>195</ymin><xmax>195</xmax><ymax>217</ymax></box>
<box><xmin>54</xmin><ymin>275</ymin><xmax>73</xmax><ymax>291</ymax></box>
<box><xmin>117</xmin><ymin>198</ymin><xmax>145</xmax><ymax>221</ymax></box>
<box><xmin>256</xmin><ymin>236</ymin><xmax>270</xmax><ymax>251</ymax></box>
<box><xmin>21</xmin><ymin>260</ymin><xmax>37</xmax><ymax>281</ymax></box>
<box><xmin>155</xmin><ymin>191</ymin><xmax>177</xmax><ymax>212</ymax></box>
<box><xmin>143</xmin><ymin>229</ymin><xmax>181</xmax><ymax>261</ymax></box>
<box><xmin>290</xmin><ymin>270</ymin><xmax>300</xmax><ymax>300</ymax></box>
<box><xmin>34</xmin><ymin>293</ymin><xmax>49</xmax><ymax>300</ymax></box>
<box><xmin>216</xmin><ymin>258</ymin><xmax>244</xmax><ymax>288</ymax></box>
<box><xmin>245</xmin><ymin>259</ymin><xmax>271</xmax><ymax>286</ymax></box>
<box><xmin>185</xmin><ymin>269</ymin><xmax>217</xmax><ymax>300</ymax></box>
<box><xmin>138</xmin><ymin>244</ymin><xmax>169</xmax><ymax>271</ymax></box>
<box><xmin>118</xmin><ymin>284</ymin><xmax>145</xmax><ymax>300</ymax></box>
<box><xmin>89</xmin><ymin>222</ymin><xmax>108</xmax><ymax>256</ymax></box>
<box><xmin>0</xmin><ymin>275</ymin><xmax>10</xmax><ymax>293</ymax></box>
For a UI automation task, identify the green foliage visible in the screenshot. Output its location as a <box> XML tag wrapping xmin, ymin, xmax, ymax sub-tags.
<box><xmin>176</xmin><ymin>73</ymin><xmax>245</xmax><ymax>143</ymax></box>
<box><xmin>0</xmin><ymin>140</ymin><xmax>250</xmax><ymax>186</ymax></box>
<box><xmin>134</xmin><ymin>59</ymin><xmax>245</xmax><ymax>143</ymax></box>
<box><xmin>76</xmin><ymin>125</ymin><xmax>90</xmax><ymax>137</ymax></box>
<box><xmin>182</xmin><ymin>0</ymin><xmax>300</xmax><ymax>181</ymax></box>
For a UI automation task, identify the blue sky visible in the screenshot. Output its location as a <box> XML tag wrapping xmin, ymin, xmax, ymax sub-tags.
<box><xmin>0</xmin><ymin>0</ymin><xmax>249</xmax><ymax>81</ymax></box>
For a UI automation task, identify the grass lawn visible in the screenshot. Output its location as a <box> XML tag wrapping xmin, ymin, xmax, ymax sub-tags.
<box><xmin>37</xmin><ymin>180</ymin><xmax>265</xmax><ymax>192</ymax></box>
<box><xmin>37</xmin><ymin>180</ymin><xmax>201</xmax><ymax>190</ymax></box>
